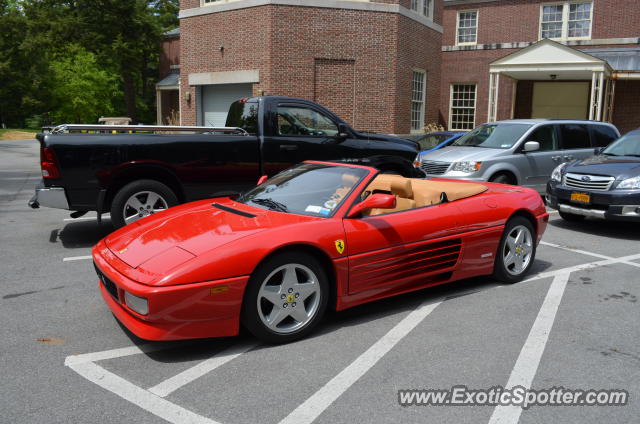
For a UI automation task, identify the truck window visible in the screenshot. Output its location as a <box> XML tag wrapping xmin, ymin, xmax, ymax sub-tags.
<box><xmin>276</xmin><ymin>106</ymin><xmax>338</xmax><ymax>137</ymax></box>
<box><xmin>560</xmin><ymin>124</ymin><xmax>590</xmax><ymax>149</ymax></box>
<box><xmin>592</xmin><ymin>125</ymin><xmax>618</xmax><ymax>147</ymax></box>
<box><xmin>526</xmin><ymin>125</ymin><xmax>558</xmax><ymax>151</ymax></box>
<box><xmin>226</xmin><ymin>100</ymin><xmax>259</xmax><ymax>134</ymax></box>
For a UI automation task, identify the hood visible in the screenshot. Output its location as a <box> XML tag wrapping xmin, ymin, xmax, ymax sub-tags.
<box><xmin>105</xmin><ymin>199</ymin><xmax>316</xmax><ymax>272</ymax></box>
<box><xmin>567</xmin><ymin>155</ymin><xmax>640</xmax><ymax>179</ymax></box>
<box><xmin>421</xmin><ymin>146</ymin><xmax>508</xmax><ymax>162</ymax></box>
<box><xmin>358</xmin><ymin>131</ymin><xmax>419</xmax><ymax>150</ymax></box>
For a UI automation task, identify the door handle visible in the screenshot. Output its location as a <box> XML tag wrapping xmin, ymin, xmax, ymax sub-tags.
<box><xmin>551</xmin><ymin>155</ymin><xmax>562</xmax><ymax>161</ymax></box>
<box><xmin>279</xmin><ymin>144</ymin><xmax>298</xmax><ymax>151</ymax></box>
<box><xmin>563</xmin><ymin>155</ymin><xmax>574</xmax><ymax>161</ymax></box>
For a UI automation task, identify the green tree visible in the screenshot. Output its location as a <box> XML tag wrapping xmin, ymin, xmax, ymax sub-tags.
<box><xmin>49</xmin><ymin>45</ymin><xmax>121</xmax><ymax>123</ymax></box>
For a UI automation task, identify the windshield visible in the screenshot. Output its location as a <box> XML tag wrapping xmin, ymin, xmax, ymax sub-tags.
<box><xmin>452</xmin><ymin>123</ymin><xmax>532</xmax><ymax>149</ymax></box>
<box><xmin>602</xmin><ymin>132</ymin><xmax>640</xmax><ymax>157</ymax></box>
<box><xmin>240</xmin><ymin>163</ymin><xmax>369</xmax><ymax>217</ymax></box>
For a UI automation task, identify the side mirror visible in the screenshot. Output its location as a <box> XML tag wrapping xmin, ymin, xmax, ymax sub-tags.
<box><xmin>257</xmin><ymin>175</ymin><xmax>268</xmax><ymax>185</ymax></box>
<box><xmin>594</xmin><ymin>147</ymin><xmax>605</xmax><ymax>155</ymax></box>
<box><xmin>347</xmin><ymin>194</ymin><xmax>396</xmax><ymax>218</ymax></box>
<box><xmin>523</xmin><ymin>141</ymin><xmax>540</xmax><ymax>152</ymax></box>
<box><xmin>336</xmin><ymin>123</ymin><xmax>350</xmax><ymax>141</ymax></box>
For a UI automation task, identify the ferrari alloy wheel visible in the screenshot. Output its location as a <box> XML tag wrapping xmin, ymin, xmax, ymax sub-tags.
<box><xmin>242</xmin><ymin>252</ymin><xmax>329</xmax><ymax>344</ymax></box>
<box><xmin>493</xmin><ymin>216</ymin><xmax>536</xmax><ymax>284</ymax></box>
<box><xmin>110</xmin><ymin>180</ymin><xmax>178</xmax><ymax>228</ymax></box>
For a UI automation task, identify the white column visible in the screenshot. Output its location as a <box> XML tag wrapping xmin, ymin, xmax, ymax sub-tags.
<box><xmin>595</xmin><ymin>71</ymin><xmax>605</xmax><ymax>121</ymax></box>
<box><xmin>589</xmin><ymin>72</ymin><xmax>596</xmax><ymax>120</ymax></box>
<box><xmin>487</xmin><ymin>72</ymin><xmax>500</xmax><ymax>123</ymax></box>
<box><xmin>156</xmin><ymin>88</ymin><xmax>162</xmax><ymax>125</ymax></box>
<box><xmin>510</xmin><ymin>79</ymin><xmax>517</xmax><ymax>119</ymax></box>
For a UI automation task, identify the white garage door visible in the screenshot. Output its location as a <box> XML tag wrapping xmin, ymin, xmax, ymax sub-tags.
<box><xmin>531</xmin><ymin>82</ymin><xmax>589</xmax><ymax>119</ymax></box>
<box><xmin>201</xmin><ymin>84</ymin><xmax>253</xmax><ymax>127</ymax></box>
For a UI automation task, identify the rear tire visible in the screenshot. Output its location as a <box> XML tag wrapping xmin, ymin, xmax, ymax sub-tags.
<box><xmin>241</xmin><ymin>252</ymin><xmax>329</xmax><ymax>344</ymax></box>
<box><xmin>492</xmin><ymin>216</ymin><xmax>536</xmax><ymax>284</ymax></box>
<box><xmin>559</xmin><ymin>211</ymin><xmax>586</xmax><ymax>222</ymax></box>
<box><xmin>110</xmin><ymin>180</ymin><xmax>178</xmax><ymax>228</ymax></box>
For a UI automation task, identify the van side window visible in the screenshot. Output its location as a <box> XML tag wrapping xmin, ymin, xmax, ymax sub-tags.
<box><xmin>592</xmin><ymin>126</ymin><xmax>618</xmax><ymax>147</ymax></box>
<box><xmin>526</xmin><ymin>125</ymin><xmax>558</xmax><ymax>151</ymax></box>
<box><xmin>560</xmin><ymin>124</ymin><xmax>590</xmax><ymax>149</ymax></box>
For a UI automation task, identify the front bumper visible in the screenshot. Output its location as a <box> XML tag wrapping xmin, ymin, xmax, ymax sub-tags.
<box><xmin>546</xmin><ymin>180</ymin><xmax>640</xmax><ymax>222</ymax></box>
<box><xmin>28</xmin><ymin>181</ymin><xmax>69</xmax><ymax>210</ymax></box>
<box><xmin>93</xmin><ymin>241</ymin><xmax>249</xmax><ymax>341</ymax></box>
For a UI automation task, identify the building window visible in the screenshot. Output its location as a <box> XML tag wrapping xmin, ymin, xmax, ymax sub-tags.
<box><xmin>456</xmin><ymin>10</ymin><xmax>478</xmax><ymax>45</ymax></box>
<box><xmin>540</xmin><ymin>2</ymin><xmax>592</xmax><ymax>40</ymax></box>
<box><xmin>411</xmin><ymin>70</ymin><xmax>427</xmax><ymax>132</ymax></box>
<box><xmin>410</xmin><ymin>0</ymin><xmax>434</xmax><ymax>19</ymax></box>
<box><xmin>449</xmin><ymin>84</ymin><xmax>476</xmax><ymax>131</ymax></box>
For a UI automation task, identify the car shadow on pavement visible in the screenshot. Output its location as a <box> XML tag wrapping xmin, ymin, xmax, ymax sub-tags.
<box><xmin>549</xmin><ymin>217</ymin><xmax>640</xmax><ymax>241</ymax></box>
<box><xmin>55</xmin><ymin>219</ymin><xmax>113</xmax><ymax>249</ymax></box>
<box><xmin>111</xmin><ymin>271</ymin><xmax>546</xmax><ymax>363</ymax></box>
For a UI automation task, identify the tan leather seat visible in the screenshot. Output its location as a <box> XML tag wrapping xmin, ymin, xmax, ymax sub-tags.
<box><xmin>368</xmin><ymin>178</ymin><xmax>416</xmax><ymax>216</ymax></box>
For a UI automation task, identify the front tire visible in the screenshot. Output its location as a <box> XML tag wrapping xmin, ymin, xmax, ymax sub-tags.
<box><xmin>110</xmin><ymin>180</ymin><xmax>178</xmax><ymax>228</ymax></box>
<box><xmin>241</xmin><ymin>252</ymin><xmax>329</xmax><ymax>344</ymax></box>
<box><xmin>493</xmin><ymin>216</ymin><xmax>536</xmax><ymax>284</ymax></box>
<box><xmin>490</xmin><ymin>173</ymin><xmax>515</xmax><ymax>185</ymax></box>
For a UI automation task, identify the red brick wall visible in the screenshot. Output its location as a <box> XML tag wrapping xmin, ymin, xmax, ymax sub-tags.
<box><xmin>443</xmin><ymin>0</ymin><xmax>640</xmax><ymax>46</ymax></box>
<box><xmin>612</xmin><ymin>80</ymin><xmax>640</xmax><ymax>135</ymax></box>
<box><xmin>180</xmin><ymin>3</ymin><xmax>442</xmax><ymax>133</ymax></box>
<box><xmin>160</xmin><ymin>36</ymin><xmax>180</xmax><ymax>78</ymax></box>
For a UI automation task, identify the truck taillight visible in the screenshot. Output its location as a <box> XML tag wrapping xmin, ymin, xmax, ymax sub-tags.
<box><xmin>41</xmin><ymin>147</ymin><xmax>60</xmax><ymax>178</ymax></box>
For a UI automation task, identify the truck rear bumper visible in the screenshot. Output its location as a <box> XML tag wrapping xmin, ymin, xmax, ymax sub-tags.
<box><xmin>29</xmin><ymin>181</ymin><xmax>69</xmax><ymax>210</ymax></box>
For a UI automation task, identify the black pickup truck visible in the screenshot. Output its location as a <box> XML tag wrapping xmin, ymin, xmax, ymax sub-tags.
<box><xmin>30</xmin><ymin>96</ymin><xmax>419</xmax><ymax>227</ymax></box>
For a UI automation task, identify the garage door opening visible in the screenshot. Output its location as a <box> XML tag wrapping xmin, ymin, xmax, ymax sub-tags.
<box><xmin>531</xmin><ymin>82</ymin><xmax>590</xmax><ymax>120</ymax></box>
<box><xmin>200</xmin><ymin>84</ymin><xmax>253</xmax><ymax>127</ymax></box>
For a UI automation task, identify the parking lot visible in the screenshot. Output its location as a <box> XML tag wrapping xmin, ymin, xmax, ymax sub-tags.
<box><xmin>2</xmin><ymin>137</ymin><xmax>639</xmax><ymax>424</ymax></box>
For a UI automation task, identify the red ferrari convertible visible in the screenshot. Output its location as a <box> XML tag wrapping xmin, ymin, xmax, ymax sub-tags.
<box><xmin>93</xmin><ymin>161</ymin><xmax>548</xmax><ymax>343</ymax></box>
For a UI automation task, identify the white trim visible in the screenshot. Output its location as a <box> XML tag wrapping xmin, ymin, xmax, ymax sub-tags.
<box><xmin>188</xmin><ymin>69</ymin><xmax>260</xmax><ymax>85</ymax></box>
<box><xmin>180</xmin><ymin>0</ymin><xmax>444</xmax><ymax>33</ymax></box>
<box><xmin>456</xmin><ymin>9</ymin><xmax>478</xmax><ymax>46</ymax></box>
<box><xmin>410</xmin><ymin>68</ymin><xmax>427</xmax><ymax>133</ymax></box>
<box><xmin>442</xmin><ymin>37</ymin><xmax>640</xmax><ymax>52</ymax></box>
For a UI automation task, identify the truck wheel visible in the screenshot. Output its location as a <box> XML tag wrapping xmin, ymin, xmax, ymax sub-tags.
<box><xmin>110</xmin><ymin>180</ymin><xmax>178</xmax><ymax>228</ymax></box>
<box><xmin>241</xmin><ymin>252</ymin><xmax>329</xmax><ymax>344</ymax></box>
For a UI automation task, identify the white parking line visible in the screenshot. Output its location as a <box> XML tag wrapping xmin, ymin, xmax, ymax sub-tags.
<box><xmin>67</xmin><ymin>361</ymin><xmax>221</xmax><ymax>424</ymax></box>
<box><xmin>538</xmin><ymin>241</ymin><xmax>640</xmax><ymax>268</ymax></box>
<box><xmin>278</xmin><ymin>299</ymin><xmax>442</xmax><ymax>424</ymax></box>
<box><xmin>148</xmin><ymin>342</ymin><xmax>257</xmax><ymax>398</ymax></box>
<box><xmin>62</xmin><ymin>255</ymin><xmax>92</xmax><ymax>262</ymax></box>
<box><xmin>523</xmin><ymin>252</ymin><xmax>640</xmax><ymax>283</ymax></box>
<box><xmin>488</xmin><ymin>272</ymin><xmax>570</xmax><ymax>424</ymax></box>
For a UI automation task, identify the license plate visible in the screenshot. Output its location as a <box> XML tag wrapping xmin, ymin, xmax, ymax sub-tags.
<box><xmin>570</xmin><ymin>192</ymin><xmax>591</xmax><ymax>204</ymax></box>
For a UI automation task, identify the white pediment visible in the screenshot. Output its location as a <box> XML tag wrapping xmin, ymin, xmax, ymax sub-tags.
<box><xmin>492</xmin><ymin>39</ymin><xmax>605</xmax><ymax>66</ymax></box>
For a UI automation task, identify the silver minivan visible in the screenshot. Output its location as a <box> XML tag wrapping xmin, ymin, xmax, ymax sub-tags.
<box><xmin>416</xmin><ymin>120</ymin><xmax>620</xmax><ymax>193</ymax></box>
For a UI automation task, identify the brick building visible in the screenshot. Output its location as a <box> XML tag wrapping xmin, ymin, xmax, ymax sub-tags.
<box><xmin>164</xmin><ymin>0</ymin><xmax>640</xmax><ymax>134</ymax></box>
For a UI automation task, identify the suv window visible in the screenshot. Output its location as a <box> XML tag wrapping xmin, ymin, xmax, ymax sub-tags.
<box><xmin>592</xmin><ymin>125</ymin><xmax>618</xmax><ymax>147</ymax></box>
<box><xmin>276</xmin><ymin>106</ymin><xmax>338</xmax><ymax>137</ymax></box>
<box><xmin>526</xmin><ymin>125</ymin><xmax>558</xmax><ymax>151</ymax></box>
<box><xmin>560</xmin><ymin>124</ymin><xmax>590</xmax><ymax>149</ymax></box>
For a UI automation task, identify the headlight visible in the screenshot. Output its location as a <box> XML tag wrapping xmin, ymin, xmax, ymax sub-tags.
<box><xmin>124</xmin><ymin>291</ymin><xmax>148</xmax><ymax>315</ymax></box>
<box><xmin>413</xmin><ymin>154</ymin><xmax>422</xmax><ymax>168</ymax></box>
<box><xmin>616</xmin><ymin>176</ymin><xmax>640</xmax><ymax>190</ymax></box>
<box><xmin>451</xmin><ymin>161</ymin><xmax>482</xmax><ymax>173</ymax></box>
<box><xmin>550</xmin><ymin>163</ymin><xmax>566</xmax><ymax>182</ymax></box>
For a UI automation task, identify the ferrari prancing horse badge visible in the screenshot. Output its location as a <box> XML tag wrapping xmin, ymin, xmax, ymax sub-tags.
<box><xmin>335</xmin><ymin>239</ymin><xmax>345</xmax><ymax>254</ymax></box>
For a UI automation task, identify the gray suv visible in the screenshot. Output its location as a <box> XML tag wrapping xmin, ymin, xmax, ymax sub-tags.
<box><xmin>417</xmin><ymin>120</ymin><xmax>620</xmax><ymax>194</ymax></box>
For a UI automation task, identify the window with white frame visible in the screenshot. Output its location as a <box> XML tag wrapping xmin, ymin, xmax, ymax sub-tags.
<box><xmin>449</xmin><ymin>84</ymin><xmax>476</xmax><ymax>131</ymax></box>
<box><xmin>457</xmin><ymin>10</ymin><xmax>478</xmax><ymax>45</ymax></box>
<box><xmin>540</xmin><ymin>2</ymin><xmax>592</xmax><ymax>40</ymax></box>
<box><xmin>410</xmin><ymin>0</ymin><xmax>434</xmax><ymax>19</ymax></box>
<box><xmin>411</xmin><ymin>70</ymin><xmax>427</xmax><ymax>132</ymax></box>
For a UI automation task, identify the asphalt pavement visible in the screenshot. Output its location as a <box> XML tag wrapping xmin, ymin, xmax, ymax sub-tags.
<box><xmin>1</xmin><ymin>138</ymin><xmax>639</xmax><ymax>424</ymax></box>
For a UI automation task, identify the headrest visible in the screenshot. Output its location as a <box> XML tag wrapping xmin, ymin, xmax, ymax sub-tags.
<box><xmin>341</xmin><ymin>172</ymin><xmax>359</xmax><ymax>186</ymax></box>
<box><xmin>390</xmin><ymin>178</ymin><xmax>413</xmax><ymax>198</ymax></box>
